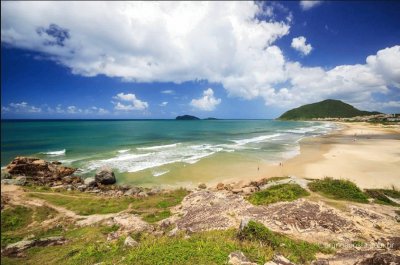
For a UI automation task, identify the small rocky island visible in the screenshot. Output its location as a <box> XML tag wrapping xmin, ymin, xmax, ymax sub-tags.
<box><xmin>175</xmin><ymin>115</ymin><xmax>200</xmax><ymax>120</ymax></box>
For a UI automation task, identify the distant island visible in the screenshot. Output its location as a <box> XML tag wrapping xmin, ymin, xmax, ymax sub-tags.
<box><xmin>204</xmin><ymin>117</ymin><xmax>218</xmax><ymax>120</ymax></box>
<box><xmin>175</xmin><ymin>115</ymin><xmax>200</xmax><ymax>120</ymax></box>
<box><xmin>278</xmin><ymin>99</ymin><xmax>381</xmax><ymax>120</ymax></box>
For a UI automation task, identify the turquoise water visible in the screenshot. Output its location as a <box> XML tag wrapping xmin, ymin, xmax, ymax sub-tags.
<box><xmin>1</xmin><ymin>120</ymin><xmax>336</xmax><ymax>186</ymax></box>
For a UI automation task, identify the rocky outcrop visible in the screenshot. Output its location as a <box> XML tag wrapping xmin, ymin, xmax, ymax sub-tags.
<box><xmin>265</xmin><ymin>255</ymin><xmax>297</xmax><ymax>265</ymax></box>
<box><xmin>4</xmin><ymin>157</ymin><xmax>77</xmax><ymax>186</ymax></box>
<box><xmin>1</xmin><ymin>236</ymin><xmax>67</xmax><ymax>257</ymax></box>
<box><xmin>95</xmin><ymin>168</ymin><xmax>116</xmax><ymax>185</ymax></box>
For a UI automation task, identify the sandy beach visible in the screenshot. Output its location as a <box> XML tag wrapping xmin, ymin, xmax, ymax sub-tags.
<box><xmin>250</xmin><ymin>122</ymin><xmax>400</xmax><ymax>189</ymax></box>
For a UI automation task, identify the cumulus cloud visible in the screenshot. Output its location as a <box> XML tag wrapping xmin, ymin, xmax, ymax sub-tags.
<box><xmin>1</xmin><ymin>2</ymin><xmax>399</xmax><ymax>112</ymax></box>
<box><xmin>5</xmin><ymin>102</ymin><xmax>42</xmax><ymax>113</ymax></box>
<box><xmin>291</xmin><ymin>36</ymin><xmax>313</xmax><ymax>56</ymax></box>
<box><xmin>300</xmin><ymin>1</ymin><xmax>322</xmax><ymax>11</ymax></box>
<box><xmin>190</xmin><ymin>88</ymin><xmax>221</xmax><ymax>111</ymax></box>
<box><xmin>159</xmin><ymin>102</ymin><xmax>168</xmax><ymax>107</ymax></box>
<box><xmin>113</xmin><ymin>93</ymin><xmax>148</xmax><ymax>111</ymax></box>
<box><xmin>1</xmin><ymin>2</ymin><xmax>289</xmax><ymax>101</ymax></box>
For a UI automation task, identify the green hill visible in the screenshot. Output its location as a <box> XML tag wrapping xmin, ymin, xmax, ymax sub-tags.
<box><xmin>278</xmin><ymin>99</ymin><xmax>380</xmax><ymax>120</ymax></box>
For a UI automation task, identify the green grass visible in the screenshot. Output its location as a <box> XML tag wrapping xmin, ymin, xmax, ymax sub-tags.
<box><xmin>308</xmin><ymin>177</ymin><xmax>369</xmax><ymax>203</ymax></box>
<box><xmin>28</xmin><ymin>188</ymin><xmax>189</xmax><ymax>217</ymax></box>
<box><xmin>247</xmin><ymin>184</ymin><xmax>310</xmax><ymax>205</ymax></box>
<box><xmin>1</xmin><ymin>205</ymin><xmax>33</xmax><ymax>232</ymax></box>
<box><xmin>1</xmin><ymin>205</ymin><xmax>64</xmax><ymax>248</ymax></box>
<box><xmin>365</xmin><ymin>189</ymin><xmax>400</xmax><ymax>206</ymax></box>
<box><xmin>142</xmin><ymin>210</ymin><xmax>172</xmax><ymax>223</ymax></box>
<box><xmin>238</xmin><ymin>221</ymin><xmax>333</xmax><ymax>264</ymax></box>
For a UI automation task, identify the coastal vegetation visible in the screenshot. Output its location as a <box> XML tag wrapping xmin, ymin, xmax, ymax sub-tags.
<box><xmin>308</xmin><ymin>177</ymin><xmax>369</xmax><ymax>203</ymax></box>
<box><xmin>247</xmin><ymin>183</ymin><xmax>310</xmax><ymax>205</ymax></box>
<box><xmin>365</xmin><ymin>188</ymin><xmax>400</xmax><ymax>206</ymax></box>
<box><xmin>28</xmin><ymin>187</ymin><xmax>188</xmax><ymax>218</ymax></box>
<box><xmin>278</xmin><ymin>99</ymin><xmax>380</xmax><ymax>120</ymax></box>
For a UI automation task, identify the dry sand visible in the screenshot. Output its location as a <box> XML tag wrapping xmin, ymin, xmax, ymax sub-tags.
<box><xmin>261</xmin><ymin>122</ymin><xmax>400</xmax><ymax>189</ymax></box>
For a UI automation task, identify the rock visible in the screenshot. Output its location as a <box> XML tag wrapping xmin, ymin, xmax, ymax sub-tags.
<box><xmin>1</xmin><ymin>236</ymin><xmax>67</xmax><ymax>257</ymax></box>
<box><xmin>264</xmin><ymin>255</ymin><xmax>296</xmax><ymax>265</ymax></box>
<box><xmin>159</xmin><ymin>219</ymin><xmax>172</xmax><ymax>229</ymax></box>
<box><xmin>94</xmin><ymin>168</ymin><xmax>116</xmax><ymax>185</ymax></box>
<box><xmin>84</xmin><ymin>177</ymin><xmax>96</xmax><ymax>186</ymax></box>
<box><xmin>228</xmin><ymin>251</ymin><xmax>257</xmax><ymax>265</ymax></box>
<box><xmin>358</xmin><ymin>252</ymin><xmax>400</xmax><ymax>265</ymax></box>
<box><xmin>1</xmin><ymin>171</ymin><xmax>12</xmax><ymax>179</ymax></box>
<box><xmin>137</xmin><ymin>191</ymin><xmax>148</xmax><ymax>198</ymax></box>
<box><xmin>216</xmin><ymin>183</ymin><xmax>225</xmax><ymax>190</ymax></box>
<box><xmin>124</xmin><ymin>187</ymin><xmax>140</xmax><ymax>196</ymax></box>
<box><xmin>168</xmin><ymin>227</ymin><xmax>179</xmax><ymax>237</ymax></box>
<box><xmin>50</xmin><ymin>185</ymin><xmax>65</xmax><ymax>191</ymax></box>
<box><xmin>124</xmin><ymin>236</ymin><xmax>139</xmax><ymax>248</ymax></box>
<box><xmin>77</xmin><ymin>184</ymin><xmax>87</xmax><ymax>191</ymax></box>
<box><xmin>148</xmin><ymin>187</ymin><xmax>161</xmax><ymax>195</ymax></box>
<box><xmin>4</xmin><ymin>156</ymin><xmax>76</xmax><ymax>184</ymax></box>
<box><xmin>51</xmin><ymin>161</ymin><xmax>62</xmax><ymax>165</ymax></box>
<box><xmin>198</xmin><ymin>183</ymin><xmax>207</xmax><ymax>189</ymax></box>
<box><xmin>1</xmin><ymin>176</ymin><xmax>26</xmax><ymax>186</ymax></box>
<box><xmin>107</xmin><ymin>232</ymin><xmax>119</xmax><ymax>241</ymax></box>
<box><xmin>239</xmin><ymin>218</ymin><xmax>251</xmax><ymax>231</ymax></box>
<box><xmin>232</xmin><ymin>188</ymin><xmax>242</xmax><ymax>194</ymax></box>
<box><xmin>242</xmin><ymin>187</ymin><xmax>256</xmax><ymax>195</ymax></box>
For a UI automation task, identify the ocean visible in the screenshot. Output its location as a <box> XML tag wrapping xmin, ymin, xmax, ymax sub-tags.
<box><xmin>1</xmin><ymin>120</ymin><xmax>337</xmax><ymax>187</ymax></box>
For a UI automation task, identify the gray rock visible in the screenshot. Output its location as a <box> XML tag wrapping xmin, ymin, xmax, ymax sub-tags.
<box><xmin>77</xmin><ymin>184</ymin><xmax>87</xmax><ymax>191</ymax></box>
<box><xmin>264</xmin><ymin>255</ymin><xmax>296</xmax><ymax>265</ymax></box>
<box><xmin>239</xmin><ymin>217</ymin><xmax>251</xmax><ymax>231</ymax></box>
<box><xmin>168</xmin><ymin>227</ymin><xmax>179</xmax><ymax>237</ymax></box>
<box><xmin>95</xmin><ymin>168</ymin><xmax>116</xmax><ymax>185</ymax></box>
<box><xmin>84</xmin><ymin>177</ymin><xmax>96</xmax><ymax>186</ymax></box>
<box><xmin>107</xmin><ymin>232</ymin><xmax>119</xmax><ymax>241</ymax></box>
<box><xmin>124</xmin><ymin>187</ymin><xmax>140</xmax><ymax>196</ymax></box>
<box><xmin>137</xmin><ymin>191</ymin><xmax>148</xmax><ymax>198</ymax></box>
<box><xmin>124</xmin><ymin>236</ymin><xmax>139</xmax><ymax>248</ymax></box>
<box><xmin>1</xmin><ymin>176</ymin><xmax>26</xmax><ymax>186</ymax></box>
<box><xmin>228</xmin><ymin>251</ymin><xmax>257</xmax><ymax>265</ymax></box>
<box><xmin>1</xmin><ymin>236</ymin><xmax>67</xmax><ymax>257</ymax></box>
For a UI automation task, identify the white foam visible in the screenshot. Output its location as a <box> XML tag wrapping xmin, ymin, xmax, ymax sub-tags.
<box><xmin>41</xmin><ymin>149</ymin><xmax>66</xmax><ymax>156</ymax></box>
<box><xmin>117</xmin><ymin>149</ymin><xmax>130</xmax><ymax>153</ymax></box>
<box><xmin>152</xmin><ymin>169</ymin><xmax>169</xmax><ymax>177</ymax></box>
<box><xmin>231</xmin><ymin>133</ymin><xmax>281</xmax><ymax>145</ymax></box>
<box><xmin>137</xmin><ymin>143</ymin><xmax>179</xmax><ymax>151</ymax></box>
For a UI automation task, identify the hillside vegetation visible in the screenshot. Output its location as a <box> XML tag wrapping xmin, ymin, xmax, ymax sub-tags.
<box><xmin>278</xmin><ymin>99</ymin><xmax>380</xmax><ymax>120</ymax></box>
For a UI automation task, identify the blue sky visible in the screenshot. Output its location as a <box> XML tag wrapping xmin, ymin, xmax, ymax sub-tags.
<box><xmin>1</xmin><ymin>1</ymin><xmax>400</xmax><ymax>119</ymax></box>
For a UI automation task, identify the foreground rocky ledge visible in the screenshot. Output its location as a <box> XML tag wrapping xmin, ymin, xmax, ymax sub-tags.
<box><xmin>1</xmin><ymin>157</ymin><xmax>399</xmax><ymax>264</ymax></box>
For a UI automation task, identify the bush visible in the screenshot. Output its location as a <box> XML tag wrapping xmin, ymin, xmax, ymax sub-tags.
<box><xmin>238</xmin><ymin>221</ymin><xmax>332</xmax><ymax>264</ymax></box>
<box><xmin>248</xmin><ymin>184</ymin><xmax>309</xmax><ymax>205</ymax></box>
<box><xmin>308</xmin><ymin>177</ymin><xmax>368</xmax><ymax>203</ymax></box>
<box><xmin>365</xmin><ymin>189</ymin><xmax>400</xmax><ymax>206</ymax></box>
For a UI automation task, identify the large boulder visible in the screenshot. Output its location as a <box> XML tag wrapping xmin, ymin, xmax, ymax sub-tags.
<box><xmin>95</xmin><ymin>168</ymin><xmax>116</xmax><ymax>185</ymax></box>
<box><xmin>4</xmin><ymin>156</ymin><xmax>76</xmax><ymax>179</ymax></box>
<box><xmin>1</xmin><ymin>236</ymin><xmax>67</xmax><ymax>257</ymax></box>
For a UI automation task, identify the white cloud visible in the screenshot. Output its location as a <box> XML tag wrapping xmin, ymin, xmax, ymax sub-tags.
<box><xmin>1</xmin><ymin>2</ymin><xmax>289</xmax><ymax>101</ymax></box>
<box><xmin>161</xmin><ymin>90</ymin><xmax>174</xmax><ymax>94</ymax></box>
<box><xmin>67</xmin><ymin>105</ymin><xmax>82</xmax><ymax>114</ymax></box>
<box><xmin>159</xmin><ymin>101</ymin><xmax>168</xmax><ymax>107</ymax></box>
<box><xmin>300</xmin><ymin>1</ymin><xmax>322</xmax><ymax>11</ymax></box>
<box><xmin>1</xmin><ymin>2</ymin><xmax>398</xmax><ymax>112</ymax></box>
<box><xmin>190</xmin><ymin>88</ymin><xmax>221</xmax><ymax>111</ymax></box>
<box><xmin>113</xmin><ymin>93</ymin><xmax>148</xmax><ymax>111</ymax></box>
<box><xmin>291</xmin><ymin>36</ymin><xmax>313</xmax><ymax>56</ymax></box>
<box><xmin>7</xmin><ymin>102</ymin><xmax>42</xmax><ymax>113</ymax></box>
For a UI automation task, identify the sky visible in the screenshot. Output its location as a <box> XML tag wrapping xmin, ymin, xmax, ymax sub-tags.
<box><xmin>1</xmin><ymin>1</ymin><xmax>400</xmax><ymax>119</ymax></box>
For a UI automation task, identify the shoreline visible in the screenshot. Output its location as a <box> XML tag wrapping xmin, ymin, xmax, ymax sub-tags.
<box><xmin>223</xmin><ymin>121</ymin><xmax>400</xmax><ymax>190</ymax></box>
